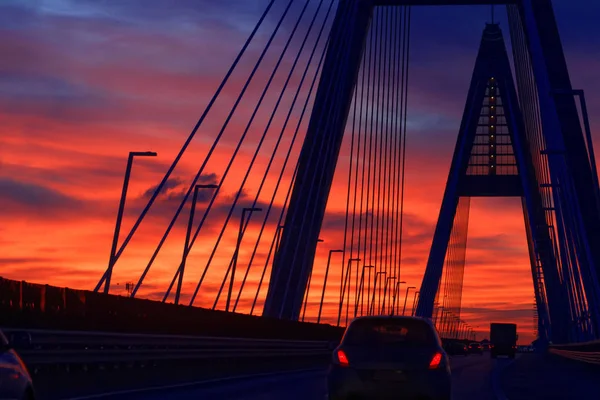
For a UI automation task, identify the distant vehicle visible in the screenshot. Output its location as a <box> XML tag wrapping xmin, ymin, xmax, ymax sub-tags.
<box><xmin>328</xmin><ymin>316</ymin><xmax>451</xmax><ymax>400</ymax></box>
<box><xmin>0</xmin><ymin>330</ymin><xmax>35</xmax><ymax>399</ymax></box>
<box><xmin>468</xmin><ymin>342</ymin><xmax>483</xmax><ymax>355</ymax></box>
<box><xmin>482</xmin><ymin>343</ymin><xmax>491</xmax><ymax>351</ymax></box>
<box><xmin>444</xmin><ymin>341</ymin><xmax>468</xmax><ymax>356</ymax></box>
<box><xmin>490</xmin><ymin>323</ymin><xmax>517</xmax><ymax>359</ymax></box>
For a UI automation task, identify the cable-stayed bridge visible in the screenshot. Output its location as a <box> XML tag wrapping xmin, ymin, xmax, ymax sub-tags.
<box><xmin>2</xmin><ymin>0</ymin><xmax>600</xmax><ymax>398</ymax></box>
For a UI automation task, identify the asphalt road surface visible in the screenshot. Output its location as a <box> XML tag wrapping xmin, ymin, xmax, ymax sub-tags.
<box><xmin>71</xmin><ymin>353</ymin><xmax>527</xmax><ymax>400</ymax></box>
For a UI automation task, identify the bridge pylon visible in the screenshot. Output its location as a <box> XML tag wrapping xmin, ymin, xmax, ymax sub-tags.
<box><xmin>416</xmin><ymin>19</ymin><xmax>600</xmax><ymax>345</ymax></box>
<box><xmin>262</xmin><ymin>0</ymin><xmax>600</xmax><ymax>344</ymax></box>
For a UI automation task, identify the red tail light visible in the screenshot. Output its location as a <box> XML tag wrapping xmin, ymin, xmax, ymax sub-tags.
<box><xmin>429</xmin><ymin>352</ymin><xmax>443</xmax><ymax>369</ymax></box>
<box><xmin>336</xmin><ymin>349</ymin><xmax>349</xmax><ymax>367</ymax></box>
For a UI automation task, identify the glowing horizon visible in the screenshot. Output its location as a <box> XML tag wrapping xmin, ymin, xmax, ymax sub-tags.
<box><xmin>1</xmin><ymin>0</ymin><xmax>599</xmax><ymax>345</ymax></box>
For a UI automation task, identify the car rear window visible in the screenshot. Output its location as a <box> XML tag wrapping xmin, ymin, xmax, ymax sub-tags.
<box><xmin>342</xmin><ymin>318</ymin><xmax>437</xmax><ymax>347</ymax></box>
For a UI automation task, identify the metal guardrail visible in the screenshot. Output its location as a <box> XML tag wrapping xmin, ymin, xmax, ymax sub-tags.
<box><xmin>549</xmin><ymin>340</ymin><xmax>600</xmax><ymax>365</ymax></box>
<box><xmin>549</xmin><ymin>348</ymin><xmax>600</xmax><ymax>365</ymax></box>
<box><xmin>2</xmin><ymin>328</ymin><xmax>333</xmax><ymax>366</ymax></box>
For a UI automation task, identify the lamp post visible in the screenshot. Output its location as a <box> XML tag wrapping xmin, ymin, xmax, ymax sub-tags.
<box><xmin>411</xmin><ymin>291</ymin><xmax>420</xmax><ymax>316</ymax></box>
<box><xmin>226</xmin><ymin>207</ymin><xmax>261</xmax><ymax>312</ymax></box>
<box><xmin>356</xmin><ymin>265</ymin><xmax>374</xmax><ymax>317</ymax></box>
<box><xmin>434</xmin><ymin>305</ymin><xmax>443</xmax><ymax>325</ymax></box>
<box><xmin>301</xmin><ymin>239</ymin><xmax>324</xmax><ymax>321</ymax></box>
<box><xmin>101</xmin><ymin>151</ymin><xmax>157</xmax><ymax>294</ymax></box>
<box><xmin>169</xmin><ymin>184</ymin><xmax>218</xmax><ymax>304</ymax></box>
<box><xmin>453</xmin><ymin>316</ymin><xmax>460</xmax><ymax>339</ymax></box>
<box><xmin>369</xmin><ymin>272</ymin><xmax>386</xmax><ymax>315</ymax></box>
<box><xmin>337</xmin><ymin>258</ymin><xmax>360</xmax><ymax>326</ymax></box>
<box><xmin>391</xmin><ymin>281</ymin><xmax>406</xmax><ymax>316</ymax></box>
<box><xmin>402</xmin><ymin>286</ymin><xmax>416</xmax><ymax>315</ymax></box>
<box><xmin>317</xmin><ymin>249</ymin><xmax>344</xmax><ymax>323</ymax></box>
<box><xmin>382</xmin><ymin>276</ymin><xmax>396</xmax><ymax>315</ymax></box>
<box><xmin>441</xmin><ymin>309</ymin><xmax>451</xmax><ymax>338</ymax></box>
<box><xmin>449</xmin><ymin>315</ymin><xmax>456</xmax><ymax>339</ymax></box>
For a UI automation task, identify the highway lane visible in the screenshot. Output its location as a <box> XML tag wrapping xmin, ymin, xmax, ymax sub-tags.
<box><xmin>82</xmin><ymin>353</ymin><xmax>516</xmax><ymax>400</ymax></box>
<box><xmin>501</xmin><ymin>352</ymin><xmax>600</xmax><ymax>400</ymax></box>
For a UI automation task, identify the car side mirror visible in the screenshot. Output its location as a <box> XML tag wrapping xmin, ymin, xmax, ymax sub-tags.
<box><xmin>9</xmin><ymin>332</ymin><xmax>32</xmax><ymax>350</ymax></box>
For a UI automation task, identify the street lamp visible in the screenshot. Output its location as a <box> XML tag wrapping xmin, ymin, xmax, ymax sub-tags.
<box><xmin>382</xmin><ymin>276</ymin><xmax>396</xmax><ymax>315</ymax></box>
<box><xmin>317</xmin><ymin>249</ymin><xmax>344</xmax><ymax>323</ymax></box>
<box><xmin>356</xmin><ymin>265</ymin><xmax>374</xmax><ymax>317</ymax></box>
<box><xmin>442</xmin><ymin>310</ymin><xmax>454</xmax><ymax>338</ymax></box>
<box><xmin>337</xmin><ymin>258</ymin><xmax>360</xmax><ymax>326</ymax></box>
<box><xmin>166</xmin><ymin>184</ymin><xmax>219</xmax><ymax>304</ymax></box>
<box><xmin>391</xmin><ymin>281</ymin><xmax>406</xmax><ymax>316</ymax></box>
<box><xmin>100</xmin><ymin>151</ymin><xmax>157</xmax><ymax>294</ymax></box>
<box><xmin>402</xmin><ymin>286</ymin><xmax>416</xmax><ymax>316</ymax></box>
<box><xmin>433</xmin><ymin>305</ymin><xmax>441</xmax><ymax>323</ymax></box>
<box><xmin>369</xmin><ymin>271</ymin><xmax>386</xmax><ymax>316</ymax></box>
<box><xmin>225</xmin><ymin>207</ymin><xmax>262</xmax><ymax>312</ymax></box>
<box><xmin>453</xmin><ymin>316</ymin><xmax>460</xmax><ymax>339</ymax></box>
<box><xmin>301</xmin><ymin>239</ymin><xmax>326</xmax><ymax>322</ymax></box>
<box><xmin>411</xmin><ymin>291</ymin><xmax>420</xmax><ymax>316</ymax></box>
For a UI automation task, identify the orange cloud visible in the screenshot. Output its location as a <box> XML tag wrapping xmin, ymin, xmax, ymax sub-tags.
<box><xmin>3</xmin><ymin>1</ymin><xmax>599</xmax><ymax>347</ymax></box>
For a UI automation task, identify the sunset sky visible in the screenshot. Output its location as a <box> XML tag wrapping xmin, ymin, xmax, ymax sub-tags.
<box><xmin>1</xmin><ymin>0</ymin><xmax>599</xmax><ymax>344</ymax></box>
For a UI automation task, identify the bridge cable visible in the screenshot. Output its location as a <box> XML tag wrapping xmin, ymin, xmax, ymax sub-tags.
<box><xmin>382</xmin><ymin>6</ymin><xmax>395</xmax><ymax>315</ymax></box>
<box><xmin>356</xmin><ymin>17</ymin><xmax>375</xmax><ymax>318</ymax></box>
<box><xmin>180</xmin><ymin>0</ymin><xmax>326</xmax><ymax>309</ymax></box>
<box><xmin>131</xmin><ymin>0</ymin><xmax>296</xmax><ymax>297</ymax></box>
<box><xmin>363</xmin><ymin>11</ymin><xmax>379</xmax><ymax>315</ymax></box>
<box><xmin>391</xmin><ymin>6</ymin><xmax>404</xmax><ymax>316</ymax></box>
<box><xmin>350</xmin><ymin>22</ymin><xmax>369</xmax><ymax>319</ymax></box>
<box><xmin>378</xmin><ymin>6</ymin><xmax>391</xmax><ymax>315</ymax></box>
<box><xmin>340</xmin><ymin>49</ymin><xmax>362</xmax><ymax>325</ymax></box>
<box><xmin>397</xmin><ymin>5</ymin><xmax>411</xmax><ymax>315</ymax></box>
<box><xmin>95</xmin><ymin>0</ymin><xmax>278</xmax><ymax>292</ymax></box>
<box><xmin>253</xmin><ymin>0</ymin><xmax>358</xmax><ymax>318</ymax></box>
<box><xmin>382</xmin><ymin>7</ymin><xmax>394</xmax><ymax>315</ymax></box>
<box><xmin>388</xmin><ymin>7</ymin><xmax>402</xmax><ymax>314</ymax></box>
<box><xmin>167</xmin><ymin>0</ymin><xmax>316</xmax><ymax>307</ymax></box>
<box><xmin>371</xmin><ymin>6</ymin><xmax>384</xmax><ymax>317</ymax></box>
<box><xmin>289</xmin><ymin>11</ymin><xmax>363</xmax><ymax>319</ymax></box>
<box><xmin>257</xmin><ymin>0</ymin><xmax>359</xmax><ymax>319</ymax></box>
<box><xmin>234</xmin><ymin>0</ymin><xmax>337</xmax><ymax>313</ymax></box>
<box><xmin>275</xmin><ymin>0</ymin><xmax>362</xmax><ymax>319</ymax></box>
<box><xmin>161</xmin><ymin>0</ymin><xmax>315</xmax><ymax>304</ymax></box>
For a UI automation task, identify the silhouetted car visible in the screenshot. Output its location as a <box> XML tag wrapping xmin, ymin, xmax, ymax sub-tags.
<box><xmin>468</xmin><ymin>342</ymin><xmax>483</xmax><ymax>355</ymax></box>
<box><xmin>328</xmin><ymin>316</ymin><xmax>451</xmax><ymax>400</ymax></box>
<box><xmin>443</xmin><ymin>341</ymin><xmax>467</xmax><ymax>356</ymax></box>
<box><xmin>0</xmin><ymin>330</ymin><xmax>35</xmax><ymax>399</ymax></box>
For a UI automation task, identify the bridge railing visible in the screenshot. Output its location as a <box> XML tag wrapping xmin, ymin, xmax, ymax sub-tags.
<box><xmin>2</xmin><ymin>328</ymin><xmax>334</xmax><ymax>367</ymax></box>
<box><xmin>0</xmin><ymin>277</ymin><xmax>343</xmax><ymax>341</ymax></box>
<box><xmin>549</xmin><ymin>341</ymin><xmax>600</xmax><ymax>365</ymax></box>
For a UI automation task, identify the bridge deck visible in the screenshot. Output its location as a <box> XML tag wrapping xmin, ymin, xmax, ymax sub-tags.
<box><xmin>32</xmin><ymin>353</ymin><xmax>600</xmax><ymax>399</ymax></box>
